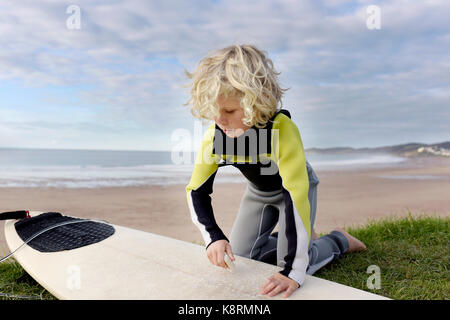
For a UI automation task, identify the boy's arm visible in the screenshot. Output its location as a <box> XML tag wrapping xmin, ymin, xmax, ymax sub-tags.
<box><xmin>186</xmin><ymin>124</ymin><xmax>228</xmax><ymax>248</ymax></box>
<box><xmin>274</xmin><ymin>115</ymin><xmax>311</xmax><ymax>286</ymax></box>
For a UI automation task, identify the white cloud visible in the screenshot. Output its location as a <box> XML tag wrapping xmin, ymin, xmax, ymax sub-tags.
<box><xmin>0</xmin><ymin>0</ymin><xmax>449</xmax><ymax>149</ymax></box>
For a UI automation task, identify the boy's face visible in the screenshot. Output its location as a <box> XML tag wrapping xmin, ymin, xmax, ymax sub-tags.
<box><xmin>214</xmin><ymin>94</ymin><xmax>251</xmax><ymax>138</ymax></box>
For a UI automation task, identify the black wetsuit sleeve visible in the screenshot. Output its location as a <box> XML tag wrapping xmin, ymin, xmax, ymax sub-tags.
<box><xmin>189</xmin><ymin>171</ymin><xmax>229</xmax><ymax>248</ymax></box>
<box><xmin>186</xmin><ymin>124</ymin><xmax>228</xmax><ymax>248</ymax></box>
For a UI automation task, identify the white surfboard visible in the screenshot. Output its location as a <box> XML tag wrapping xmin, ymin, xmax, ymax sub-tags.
<box><xmin>4</xmin><ymin>211</ymin><xmax>389</xmax><ymax>300</ymax></box>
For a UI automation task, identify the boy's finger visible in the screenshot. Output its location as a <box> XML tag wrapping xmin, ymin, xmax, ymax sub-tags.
<box><xmin>208</xmin><ymin>255</ymin><xmax>217</xmax><ymax>265</ymax></box>
<box><xmin>283</xmin><ymin>285</ymin><xmax>296</xmax><ymax>298</ymax></box>
<box><xmin>217</xmin><ymin>252</ymin><xmax>227</xmax><ymax>268</ymax></box>
<box><xmin>212</xmin><ymin>251</ymin><xmax>223</xmax><ymax>268</ymax></box>
<box><xmin>224</xmin><ymin>253</ymin><xmax>235</xmax><ymax>271</ymax></box>
<box><xmin>260</xmin><ymin>280</ymin><xmax>276</xmax><ymax>295</ymax></box>
<box><xmin>225</xmin><ymin>244</ymin><xmax>235</xmax><ymax>260</ymax></box>
<box><xmin>268</xmin><ymin>284</ymin><xmax>285</xmax><ymax>297</ymax></box>
<box><xmin>211</xmin><ymin>251</ymin><xmax>218</xmax><ymax>266</ymax></box>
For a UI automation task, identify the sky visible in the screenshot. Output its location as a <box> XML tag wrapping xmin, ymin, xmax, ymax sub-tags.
<box><xmin>0</xmin><ymin>0</ymin><xmax>449</xmax><ymax>151</ymax></box>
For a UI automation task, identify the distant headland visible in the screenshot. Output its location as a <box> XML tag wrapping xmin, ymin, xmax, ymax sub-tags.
<box><xmin>305</xmin><ymin>141</ymin><xmax>450</xmax><ymax>158</ymax></box>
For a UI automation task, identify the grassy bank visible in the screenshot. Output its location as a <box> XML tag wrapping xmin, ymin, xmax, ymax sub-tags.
<box><xmin>1</xmin><ymin>214</ymin><xmax>448</xmax><ymax>300</ymax></box>
<box><xmin>314</xmin><ymin>214</ymin><xmax>449</xmax><ymax>299</ymax></box>
<box><xmin>0</xmin><ymin>259</ymin><xmax>56</xmax><ymax>300</ymax></box>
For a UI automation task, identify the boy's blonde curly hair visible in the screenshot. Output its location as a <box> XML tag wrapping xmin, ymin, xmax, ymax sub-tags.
<box><xmin>183</xmin><ymin>44</ymin><xmax>289</xmax><ymax>129</ymax></box>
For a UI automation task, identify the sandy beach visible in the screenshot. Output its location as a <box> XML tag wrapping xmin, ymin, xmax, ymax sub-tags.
<box><xmin>1</xmin><ymin>156</ymin><xmax>449</xmax><ymax>255</ymax></box>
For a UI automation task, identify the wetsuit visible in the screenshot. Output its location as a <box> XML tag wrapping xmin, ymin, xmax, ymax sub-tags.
<box><xmin>186</xmin><ymin>109</ymin><xmax>349</xmax><ymax>286</ymax></box>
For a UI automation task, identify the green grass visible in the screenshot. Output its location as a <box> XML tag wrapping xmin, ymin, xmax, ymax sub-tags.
<box><xmin>314</xmin><ymin>214</ymin><xmax>449</xmax><ymax>300</ymax></box>
<box><xmin>1</xmin><ymin>214</ymin><xmax>448</xmax><ymax>300</ymax></box>
<box><xmin>0</xmin><ymin>260</ymin><xmax>56</xmax><ymax>300</ymax></box>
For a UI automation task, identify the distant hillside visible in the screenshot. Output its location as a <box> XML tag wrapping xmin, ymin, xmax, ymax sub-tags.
<box><xmin>305</xmin><ymin>141</ymin><xmax>450</xmax><ymax>157</ymax></box>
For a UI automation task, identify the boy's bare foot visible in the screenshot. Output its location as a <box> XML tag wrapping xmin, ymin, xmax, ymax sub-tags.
<box><xmin>312</xmin><ymin>228</ymin><xmax>319</xmax><ymax>240</ymax></box>
<box><xmin>333</xmin><ymin>227</ymin><xmax>367</xmax><ymax>253</ymax></box>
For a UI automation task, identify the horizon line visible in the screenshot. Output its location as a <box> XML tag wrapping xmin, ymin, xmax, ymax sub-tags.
<box><xmin>0</xmin><ymin>140</ymin><xmax>448</xmax><ymax>153</ymax></box>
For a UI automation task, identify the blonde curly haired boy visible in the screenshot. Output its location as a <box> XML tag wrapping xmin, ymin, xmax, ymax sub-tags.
<box><xmin>184</xmin><ymin>44</ymin><xmax>366</xmax><ymax>298</ymax></box>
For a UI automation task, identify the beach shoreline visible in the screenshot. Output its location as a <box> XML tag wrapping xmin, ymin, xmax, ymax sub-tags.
<box><xmin>1</xmin><ymin>156</ymin><xmax>449</xmax><ymax>255</ymax></box>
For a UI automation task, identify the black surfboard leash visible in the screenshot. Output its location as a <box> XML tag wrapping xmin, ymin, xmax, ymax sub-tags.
<box><xmin>0</xmin><ymin>210</ymin><xmax>31</xmax><ymax>221</ymax></box>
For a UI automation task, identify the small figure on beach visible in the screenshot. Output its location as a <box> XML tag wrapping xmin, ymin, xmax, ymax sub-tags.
<box><xmin>184</xmin><ymin>44</ymin><xmax>366</xmax><ymax>298</ymax></box>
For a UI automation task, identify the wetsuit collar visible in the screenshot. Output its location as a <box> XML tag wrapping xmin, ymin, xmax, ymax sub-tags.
<box><xmin>212</xmin><ymin>109</ymin><xmax>290</xmax><ymax>157</ymax></box>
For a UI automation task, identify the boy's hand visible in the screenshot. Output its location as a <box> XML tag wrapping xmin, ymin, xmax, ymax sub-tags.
<box><xmin>260</xmin><ymin>272</ymin><xmax>300</xmax><ymax>298</ymax></box>
<box><xmin>206</xmin><ymin>239</ymin><xmax>235</xmax><ymax>269</ymax></box>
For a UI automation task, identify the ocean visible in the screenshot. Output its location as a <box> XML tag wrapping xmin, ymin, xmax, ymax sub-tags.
<box><xmin>0</xmin><ymin>148</ymin><xmax>408</xmax><ymax>188</ymax></box>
